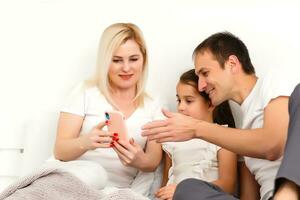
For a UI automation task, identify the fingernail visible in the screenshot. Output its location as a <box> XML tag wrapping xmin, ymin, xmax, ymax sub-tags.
<box><xmin>105</xmin><ymin>120</ymin><xmax>109</xmax><ymax>124</ymax></box>
<box><xmin>115</xmin><ymin>138</ymin><xmax>119</xmax><ymax>142</ymax></box>
<box><xmin>113</xmin><ymin>133</ymin><xmax>118</xmax><ymax>137</ymax></box>
<box><xmin>105</xmin><ymin>112</ymin><xmax>110</xmax><ymax>120</ymax></box>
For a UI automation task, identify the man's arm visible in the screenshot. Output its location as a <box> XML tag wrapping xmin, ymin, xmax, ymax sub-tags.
<box><xmin>196</xmin><ymin>96</ymin><xmax>289</xmax><ymax>160</ymax></box>
<box><xmin>142</xmin><ymin>97</ymin><xmax>289</xmax><ymax>160</ymax></box>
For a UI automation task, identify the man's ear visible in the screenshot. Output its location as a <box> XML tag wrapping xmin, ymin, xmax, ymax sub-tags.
<box><xmin>227</xmin><ymin>55</ymin><xmax>240</xmax><ymax>74</ymax></box>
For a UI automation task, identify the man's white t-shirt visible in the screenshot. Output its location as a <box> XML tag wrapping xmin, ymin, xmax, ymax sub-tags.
<box><xmin>229</xmin><ymin>72</ymin><xmax>296</xmax><ymax>200</ymax></box>
<box><xmin>60</xmin><ymin>82</ymin><xmax>165</xmax><ymax>196</ymax></box>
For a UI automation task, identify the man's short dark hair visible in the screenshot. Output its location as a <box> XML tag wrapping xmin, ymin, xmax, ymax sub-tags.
<box><xmin>193</xmin><ymin>32</ymin><xmax>255</xmax><ymax>74</ymax></box>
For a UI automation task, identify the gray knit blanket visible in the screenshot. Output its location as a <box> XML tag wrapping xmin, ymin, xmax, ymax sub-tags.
<box><xmin>0</xmin><ymin>167</ymin><xmax>149</xmax><ymax>200</ymax></box>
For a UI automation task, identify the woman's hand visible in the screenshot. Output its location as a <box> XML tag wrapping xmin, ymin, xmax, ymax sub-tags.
<box><xmin>155</xmin><ymin>184</ymin><xmax>177</xmax><ymax>200</ymax></box>
<box><xmin>141</xmin><ymin>109</ymin><xmax>200</xmax><ymax>143</ymax></box>
<box><xmin>112</xmin><ymin>138</ymin><xmax>148</xmax><ymax>170</ymax></box>
<box><xmin>79</xmin><ymin>121</ymin><xmax>113</xmax><ymax>150</ymax></box>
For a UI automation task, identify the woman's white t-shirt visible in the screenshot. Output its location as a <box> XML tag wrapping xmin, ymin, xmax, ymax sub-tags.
<box><xmin>60</xmin><ymin>83</ymin><xmax>165</xmax><ymax>191</ymax></box>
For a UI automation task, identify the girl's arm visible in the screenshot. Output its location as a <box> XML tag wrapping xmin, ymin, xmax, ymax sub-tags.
<box><xmin>212</xmin><ymin>148</ymin><xmax>237</xmax><ymax>194</ymax></box>
<box><xmin>161</xmin><ymin>152</ymin><xmax>172</xmax><ymax>186</ymax></box>
<box><xmin>155</xmin><ymin>152</ymin><xmax>176</xmax><ymax>200</ymax></box>
<box><xmin>238</xmin><ymin>161</ymin><xmax>260</xmax><ymax>200</ymax></box>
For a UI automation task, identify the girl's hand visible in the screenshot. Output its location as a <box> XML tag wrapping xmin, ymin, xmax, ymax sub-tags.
<box><xmin>79</xmin><ymin>121</ymin><xmax>113</xmax><ymax>150</ymax></box>
<box><xmin>142</xmin><ymin>109</ymin><xmax>200</xmax><ymax>143</ymax></box>
<box><xmin>155</xmin><ymin>184</ymin><xmax>177</xmax><ymax>200</ymax></box>
<box><xmin>112</xmin><ymin>138</ymin><xmax>147</xmax><ymax>169</ymax></box>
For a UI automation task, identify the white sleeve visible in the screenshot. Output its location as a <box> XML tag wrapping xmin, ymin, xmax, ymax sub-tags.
<box><xmin>150</xmin><ymin>96</ymin><xmax>169</xmax><ymax>121</ymax></box>
<box><xmin>215</xmin><ymin>144</ymin><xmax>222</xmax><ymax>152</ymax></box>
<box><xmin>261</xmin><ymin>71</ymin><xmax>296</xmax><ymax>108</ymax></box>
<box><xmin>60</xmin><ymin>82</ymin><xmax>86</xmax><ymax>117</ymax></box>
<box><xmin>130</xmin><ymin>171</ymin><xmax>154</xmax><ymax>197</ymax></box>
<box><xmin>162</xmin><ymin>142</ymin><xmax>174</xmax><ymax>159</ymax></box>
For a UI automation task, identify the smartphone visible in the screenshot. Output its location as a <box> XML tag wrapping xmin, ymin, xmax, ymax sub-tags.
<box><xmin>104</xmin><ymin>111</ymin><xmax>128</xmax><ymax>141</ymax></box>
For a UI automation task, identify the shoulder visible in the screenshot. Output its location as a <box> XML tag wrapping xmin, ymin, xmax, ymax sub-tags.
<box><xmin>144</xmin><ymin>92</ymin><xmax>168</xmax><ymax>109</ymax></box>
<box><xmin>68</xmin><ymin>81</ymin><xmax>103</xmax><ymax>99</ymax></box>
<box><xmin>251</xmin><ymin>71</ymin><xmax>293</xmax><ymax>110</ymax></box>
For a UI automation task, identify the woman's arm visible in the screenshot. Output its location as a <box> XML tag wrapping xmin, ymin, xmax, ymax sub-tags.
<box><xmin>54</xmin><ymin>112</ymin><xmax>112</xmax><ymax>161</ymax></box>
<box><xmin>212</xmin><ymin>148</ymin><xmax>237</xmax><ymax>194</ymax></box>
<box><xmin>113</xmin><ymin>138</ymin><xmax>162</xmax><ymax>172</ymax></box>
<box><xmin>238</xmin><ymin>161</ymin><xmax>260</xmax><ymax>200</ymax></box>
<box><xmin>143</xmin><ymin>139</ymin><xmax>163</xmax><ymax>171</ymax></box>
<box><xmin>161</xmin><ymin>152</ymin><xmax>172</xmax><ymax>186</ymax></box>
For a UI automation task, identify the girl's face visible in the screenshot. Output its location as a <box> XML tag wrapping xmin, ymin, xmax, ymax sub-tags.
<box><xmin>108</xmin><ymin>39</ymin><xmax>144</xmax><ymax>91</ymax></box>
<box><xmin>176</xmin><ymin>82</ymin><xmax>213</xmax><ymax>122</ymax></box>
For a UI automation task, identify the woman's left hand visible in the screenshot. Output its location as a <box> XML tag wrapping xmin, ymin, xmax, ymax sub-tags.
<box><xmin>112</xmin><ymin>138</ymin><xmax>147</xmax><ymax>169</ymax></box>
<box><xmin>155</xmin><ymin>184</ymin><xmax>177</xmax><ymax>200</ymax></box>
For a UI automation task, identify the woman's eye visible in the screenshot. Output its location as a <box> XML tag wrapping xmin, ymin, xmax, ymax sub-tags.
<box><xmin>112</xmin><ymin>59</ymin><xmax>122</xmax><ymax>63</ymax></box>
<box><xmin>130</xmin><ymin>58</ymin><xmax>138</xmax><ymax>62</ymax></box>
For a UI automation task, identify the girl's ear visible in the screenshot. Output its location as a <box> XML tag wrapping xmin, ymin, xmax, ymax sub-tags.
<box><xmin>208</xmin><ymin>101</ymin><xmax>215</xmax><ymax>112</ymax></box>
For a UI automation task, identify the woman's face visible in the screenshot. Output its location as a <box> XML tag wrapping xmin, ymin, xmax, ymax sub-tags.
<box><xmin>176</xmin><ymin>82</ymin><xmax>213</xmax><ymax>121</ymax></box>
<box><xmin>108</xmin><ymin>39</ymin><xmax>144</xmax><ymax>91</ymax></box>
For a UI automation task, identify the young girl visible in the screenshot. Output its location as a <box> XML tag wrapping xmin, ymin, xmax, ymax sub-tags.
<box><xmin>155</xmin><ymin>69</ymin><xmax>237</xmax><ymax>200</ymax></box>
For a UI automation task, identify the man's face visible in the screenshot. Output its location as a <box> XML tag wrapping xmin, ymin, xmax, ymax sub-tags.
<box><xmin>194</xmin><ymin>51</ymin><xmax>233</xmax><ymax>106</ymax></box>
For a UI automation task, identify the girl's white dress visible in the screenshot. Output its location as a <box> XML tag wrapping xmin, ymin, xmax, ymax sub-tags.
<box><xmin>163</xmin><ymin>138</ymin><xmax>221</xmax><ymax>185</ymax></box>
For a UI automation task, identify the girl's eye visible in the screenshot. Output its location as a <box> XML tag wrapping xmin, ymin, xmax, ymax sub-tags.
<box><xmin>186</xmin><ymin>98</ymin><xmax>194</xmax><ymax>104</ymax></box>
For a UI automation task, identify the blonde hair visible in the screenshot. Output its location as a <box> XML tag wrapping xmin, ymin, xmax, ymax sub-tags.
<box><xmin>88</xmin><ymin>23</ymin><xmax>148</xmax><ymax>108</ymax></box>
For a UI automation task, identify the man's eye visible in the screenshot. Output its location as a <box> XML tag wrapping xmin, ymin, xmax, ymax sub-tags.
<box><xmin>202</xmin><ymin>71</ymin><xmax>209</xmax><ymax>77</ymax></box>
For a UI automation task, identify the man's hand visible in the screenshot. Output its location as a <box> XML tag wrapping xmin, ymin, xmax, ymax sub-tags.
<box><xmin>142</xmin><ymin>109</ymin><xmax>200</xmax><ymax>143</ymax></box>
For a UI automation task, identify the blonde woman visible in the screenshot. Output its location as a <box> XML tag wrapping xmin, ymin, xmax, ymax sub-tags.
<box><xmin>53</xmin><ymin>23</ymin><xmax>164</xmax><ymax>197</ymax></box>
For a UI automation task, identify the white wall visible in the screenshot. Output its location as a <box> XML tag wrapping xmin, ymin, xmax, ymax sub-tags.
<box><xmin>0</xmin><ymin>0</ymin><xmax>300</xmax><ymax>188</ymax></box>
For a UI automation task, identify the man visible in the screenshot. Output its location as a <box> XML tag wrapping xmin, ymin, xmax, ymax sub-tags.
<box><xmin>142</xmin><ymin>32</ymin><xmax>299</xmax><ymax>200</ymax></box>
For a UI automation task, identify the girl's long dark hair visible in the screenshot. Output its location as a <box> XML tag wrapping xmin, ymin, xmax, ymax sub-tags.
<box><xmin>179</xmin><ymin>69</ymin><xmax>235</xmax><ymax>128</ymax></box>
